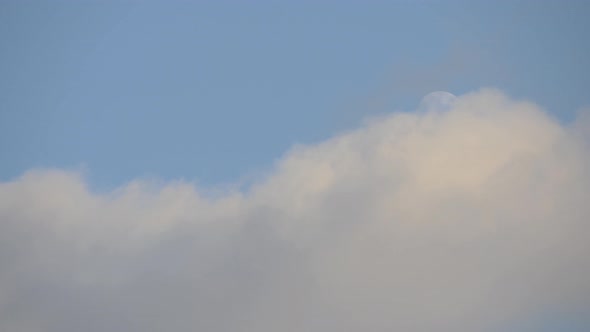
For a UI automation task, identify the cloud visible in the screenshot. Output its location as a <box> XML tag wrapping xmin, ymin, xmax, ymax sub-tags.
<box><xmin>1</xmin><ymin>89</ymin><xmax>589</xmax><ymax>331</ymax></box>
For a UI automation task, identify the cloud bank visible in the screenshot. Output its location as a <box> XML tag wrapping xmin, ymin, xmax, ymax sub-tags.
<box><xmin>1</xmin><ymin>89</ymin><xmax>589</xmax><ymax>331</ymax></box>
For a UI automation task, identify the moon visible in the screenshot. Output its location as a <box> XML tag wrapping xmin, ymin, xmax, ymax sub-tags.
<box><xmin>418</xmin><ymin>91</ymin><xmax>457</xmax><ymax>113</ymax></box>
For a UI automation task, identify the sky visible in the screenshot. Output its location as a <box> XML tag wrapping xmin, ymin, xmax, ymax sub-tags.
<box><xmin>1</xmin><ymin>1</ymin><xmax>590</xmax><ymax>331</ymax></box>
<box><xmin>2</xmin><ymin>0</ymin><xmax>589</xmax><ymax>188</ymax></box>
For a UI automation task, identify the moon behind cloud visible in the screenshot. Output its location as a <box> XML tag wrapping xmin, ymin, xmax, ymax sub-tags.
<box><xmin>418</xmin><ymin>91</ymin><xmax>458</xmax><ymax>113</ymax></box>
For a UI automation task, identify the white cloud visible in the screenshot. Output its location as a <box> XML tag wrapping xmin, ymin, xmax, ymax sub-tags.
<box><xmin>1</xmin><ymin>89</ymin><xmax>589</xmax><ymax>331</ymax></box>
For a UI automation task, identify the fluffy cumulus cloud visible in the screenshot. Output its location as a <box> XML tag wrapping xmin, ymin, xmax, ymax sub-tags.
<box><xmin>1</xmin><ymin>89</ymin><xmax>589</xmax><ymax>331</ymax></box>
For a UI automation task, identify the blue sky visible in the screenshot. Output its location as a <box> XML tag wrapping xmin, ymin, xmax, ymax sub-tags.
<box><xmin>1</xmin><ymin>2</ymin><xmax>590</xmax><ymax>331</ymax></box>
<box><xmin>2</xmin><ymin>0</ymin><xmax>589</xmax><ymax>188</ymax></box>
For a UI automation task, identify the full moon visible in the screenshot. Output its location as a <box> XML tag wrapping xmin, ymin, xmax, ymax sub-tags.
<box><xmin>418</xmin><ymin>91</ymin><xmax>457</xmax><ymax>112</ymax></box>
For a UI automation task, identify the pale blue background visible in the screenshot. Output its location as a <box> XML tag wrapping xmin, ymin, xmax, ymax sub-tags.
<box><xmin>1</xmin><ymin>1</ymin><xmax>590</xmax><ymax>330</ymax></box>
<box><xmin>1</xmin><ymin>0</ymin><xmax>589</xmax><ymax>191</ymax></box>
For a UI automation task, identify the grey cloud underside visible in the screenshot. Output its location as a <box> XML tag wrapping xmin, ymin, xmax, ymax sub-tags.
<box><xmin>1</xmin><ymin>89</ymin><xmax>589</xmax><ymax>331</ymax></box>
